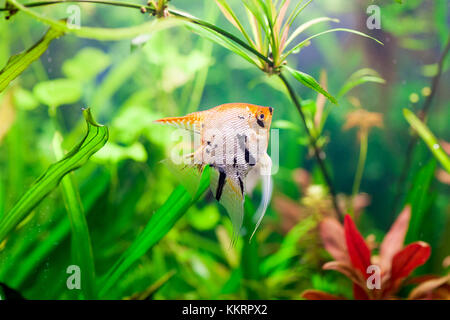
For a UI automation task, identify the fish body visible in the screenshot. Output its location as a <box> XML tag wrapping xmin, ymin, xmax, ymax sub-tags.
<box><xmin>155</xmin><ymin>103</ymin><xmax>273</xmax><ymax>242</ymax></box>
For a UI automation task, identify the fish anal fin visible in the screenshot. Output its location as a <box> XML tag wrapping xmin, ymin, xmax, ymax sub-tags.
<box><xmin>210</xmin><ymin>168</ymin><xmax>244</xmax><ymax>246</ymax></box>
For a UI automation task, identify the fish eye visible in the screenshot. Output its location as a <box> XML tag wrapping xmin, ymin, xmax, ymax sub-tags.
<box><xmin>259</xmin><ymin>113</ymin><xmax>265</xmax><ymax>119</ymax></box>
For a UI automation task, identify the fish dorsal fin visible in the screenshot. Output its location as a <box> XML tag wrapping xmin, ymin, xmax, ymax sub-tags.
<box><xmin>210</xmin><ymin>167</ymin><xmax>244</xmax><ymax>246</ymax></box>
<box><xmin>154</xmin><ymin>112</ymin><xmax>203</xmax><ymax>133</ymax></box>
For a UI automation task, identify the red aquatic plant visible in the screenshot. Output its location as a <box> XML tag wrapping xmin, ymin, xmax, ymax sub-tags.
<box><xmin>302</xmin><ymin>206</ymin><xmax>432</xmax><ymax>300</ymax></box>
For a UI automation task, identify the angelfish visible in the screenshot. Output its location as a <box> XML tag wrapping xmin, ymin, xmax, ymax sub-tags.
<box><xmin>155</xmin><ymin>103</ymin><xmax>273</xmax><ymax>243</ymax></box>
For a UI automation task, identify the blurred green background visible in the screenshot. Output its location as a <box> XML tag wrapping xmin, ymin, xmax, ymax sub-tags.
<box><xmin>0</xmin><ymin>0</ymin><xmax>448</xmax><ymax>299</ymax></box>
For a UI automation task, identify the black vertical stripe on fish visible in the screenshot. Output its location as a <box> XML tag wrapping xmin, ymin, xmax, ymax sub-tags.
<box><xmin>237</xmin><ymin>133</ymin><xmax>256</xmax><ymax>166</ymax></box>
<box><xmin>237</xmin><ymin>176</ymin><xmax>244</xmax><ymax>196</ymax></box>
<box><xmin>257</xmin><ymin>119</ymin><xmax>265</xmax><ymax>128</ymax></box>
<box><xmin>216</xmin><ymin>168</ymin><xmax>227</xmax><ymax>201</ymax></box>
<box><xmin>245</xmin><ymin>148</ymin><xmax>256</xmax><ymax>166</ymax></box>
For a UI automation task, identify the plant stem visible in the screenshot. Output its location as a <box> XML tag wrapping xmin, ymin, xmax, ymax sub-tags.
<box><xmin>351</xmin><ymin>130</ymin><xmax>368</xmax><ymax>216</ymax></box>
<box><xmin>391</xmin><ymin>35</ymin><xmax>450</xmax><ymax>215</ymax></box>
<box><xmin>1</xmin><ymin>0</ymin><xmax>270</xmax><ymax>61</ymax></box>
<box><xmin>279</xmin><ymin>72</ymin><xmax>343</xmax><ymax>221</ymax></box>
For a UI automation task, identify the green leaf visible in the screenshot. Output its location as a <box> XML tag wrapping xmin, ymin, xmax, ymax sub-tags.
<box><xmin>241</xmin><ymin>199</ymin><xmax>260</xmax><ymax>299</ymax></box>
<box><xmin>0</xmin><ymin>25</ymin><xmax>64</xmax><ymax>93</ymax></box>
<box><xmin>403</xmin><ymin>108</ymin><xmax>450</xmax><ymax>173</ymax></box>
<box><xmin>242</xmin><ymin>0</ymin><xmax>270</xmax><ymax>39</ymax></box>
<box><xmin>284</xmin><ymin>0</ymin><xmax>313</xmax><ymax>28</ymax></box>
<box><xmin>185</xmin><ymin>21</ymin><xmax>260</xmax><ymax>68</ymax></box>
<box><xmin>93</xmin><ymin>142</ymin><xmax>148</xmax><ymax>164</ymax></box>
<box><xmin>62</xmin><ymin>47</ymin><xmax>111</xmax><ymax>81</ymax></box>
<box><xmin>1</xmin><ymin>170</ymin><xmax>110</xmax><ymax>288</ymax></box>
<box><xmin>33</xmin><ymin>78</ymin><xmax>82</xmax><ymax>108</ymax></box>
<box><xmin>285</xmin><ymin>17</ymin><xmax>340</xmax><ymax>48</ymax></box>
<box><xmin>0</xmin><ymin>108</ymin><xmax>108</xmax><ymax>243</ymax></box>
<box><xmin>53</xmin><ymin>132</ymin><xmax>96</xmax><ymax>300</ymax></box>
<box><xmin>338</xmin><ymin>68</ymin><xmax>386</xmax><ymax>97</ymax></box>
<box><xmin>272</xmin><ymin>119</ymin><xmax>301</xmax><ymax>132</ymax></box>
<box><xmin>284</xmin><ymin>66</ymin><xmax>337</xmax><ymax>104</ymax></box>
<box><xmin>261</xmin><ymin>216</ymin><xmax>316</xmax><ymax>275</ymax></box>
<box><xmin>187</xmin><ymin>204</ymin><xmax>220</xmax><ymax>231</ymax></box>
<box><xmin>98</xmin><ymin>166</ymin><xmax>211</xmax><ymax>298</ymax></box>
<box><xmin>283</xmin><ymin>28</ymin><xmax>383</xmax><ymax>59</ymax></box>
<box><xmin>405</xmin><ymin>159</ymin><xmax>437</xmax><ymax>243</ymax></box>
<box><xmin>215</xmin><ymin>0</ymin><xmax>255</xmax><ymax>47</ymax></box>
<box><xmin>12</xmin><ymin>87</ymin><xmax>39</xmax><ymax>110</ymax></box>
<box><xmin>7</xmin><ymin>0</ymin><xmax>181</xmax><ymax>41</ymax></box>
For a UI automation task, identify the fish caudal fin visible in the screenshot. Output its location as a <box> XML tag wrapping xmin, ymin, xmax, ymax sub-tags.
<box><xmin>154</xmin><ymin>113</ymin><xmax>203</xmax><ymax>133</ymax></box>
<box><xmin>210</xmin><ymin>167</ymin><xmax>244</xmax><ymax>247</ymax></box>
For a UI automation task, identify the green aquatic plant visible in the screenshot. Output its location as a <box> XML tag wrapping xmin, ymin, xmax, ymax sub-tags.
<box><xmin>0</xmin><ymin>108</ymin><xmax>108</xmax><ymax>243</ymax></box>
<box><xmin>2</xmin><ymin>0</ymin><xmax>383</xmax><ymax>220</ymax></box>
<box><xmin>0</xmin><ymin>0</ymin><xmax>447</xmax><ymax>301</ymax></box>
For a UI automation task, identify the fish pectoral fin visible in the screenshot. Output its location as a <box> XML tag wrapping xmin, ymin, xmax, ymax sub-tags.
<box><xmin>244</xmin><ymin>164</ymin><xmax>261</xmax><ymax>195</ymax></box>
<box><xmin>162</xmin><ymin>155</ymin><xmax>204</xmax><ymax>198</ymax></box>
<box><xmin>250</xmin><ymin>153</ymin><xmax>273</xmax><ymax>241</ymax></box>
<box><xmin>210</xmin><ymin>168</ymin><xmax>244</xmax><ymax>246</ymax></box>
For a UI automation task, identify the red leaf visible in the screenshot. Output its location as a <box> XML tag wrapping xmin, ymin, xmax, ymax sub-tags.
<box><xmin>391</xmin><ymin>242</ymin><xmax>431</xmax><ymax>282</ymax></box>
<box><xmin>302</xmin><ymin>290</ymin><xmax>344</xmax><ymax>300</ymax></box>
<box><xmin>323</xmin><ymin>261</ymin><xmax>365</xmax><ymax>286</ymax></box>
<box><xmin>353</xmin><ymin>283</ymin><xmax>370</xmax><ymax>300</ymax></box>
<box><xmin>379</xmin><ymin>206</ymin><xmax>411</xmax><ymax>274</ymax></box>
<box><xmin>320</xmin><ymin>218</ymin><xmax>350</xmax><ymax>263</ymax></box>
<box><xmin>344</xmin><ymin>215</ymin><xmax>371</xmax><ymax>277</ymax></box>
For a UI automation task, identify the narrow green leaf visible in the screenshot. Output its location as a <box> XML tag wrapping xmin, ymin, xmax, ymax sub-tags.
<box><xmin>0</xmin><ymin>25</ymin><xmax>63</xmax><ymax>93</ymax></box>
<box><xmin>284</xmin><ymin>0</ymin><xmax>313</xmax><ymax>29</ymax></box>
<box><xmin>2</xmin><ymin>171</ymin><xmax>110</xmax><ymax>288</ymax></box>
<box><xmin>255</xmin><ymin>0</ymin><xmax>277</xmax><ymax>57</ymax></box>
<box><xmin>98</xmin><ymin>166</ymin><xmax>211</xmax><ymax>298</ymax></box>
<box><xmin>242</xmin><ymin>0</ymin><xmax>271</xmax><ymax>54</ymax></box>
<box><xmin>261</xmin><ymin>215</ymin><xmax>316</xmax><ymax>275</ymax></box>
<box><xmin>241</xmin><ymin>199</ymin><xmax>260</xmax><ymax>299</ymax></box>
<box><xmin>403</xmin><ymin>108</ymin><xmax>450</xmax><ymax>173</ymax></box>
<box><xmin>285</xmin><ymin>17</ymin><xmax>340</xmax><ymax>48</ymax></box>
<box><xmin>53</xmin><ymin>132</ymin><xmax>96</xmax><ymax>300</ymax></box>
<box><xmin>405</xmin><ymin>159</ymin><xmax>437</xmax><ymax>243</ymax></box>
<box><xmin>126</xmin><ymin>270</ymin><xmax>176</xmax><ymax>300</ymax></box>
<box><xmin>7</xmin><ymin>0</ymin><xmax>181</xmax><ymax>41</ymax></box>
<box><xmin>338</xmin><ymin>68</ymin><xmax>386</xmax><ymax>97</ymax></box>
<box><xmin>185</xmin><ymin>22</ymin><xmax>260</xmax><ymax>67</ymax></box>
<box><xmin>283</xmin><ymin>28</ymin><xmax>383</xmax><ymax>59</ymax></box>
<box><xmin>215</xmin><ymin>0</ymin><xmax>255</xmax><ymax>48</ymax></box>
<box><xmin>284</xmin><ymin>66</ymin><xmax>337</xmax><ymax>104</ymax></box>
<box><xmin>0</xmin><ymin>108</ymin><xmax>108</xmax><ymax>242</ymax></box>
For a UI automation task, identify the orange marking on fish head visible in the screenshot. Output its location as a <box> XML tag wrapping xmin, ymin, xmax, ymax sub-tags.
<box><xmin>252</xmin><ymin>105</ymin><xmax>273</xmax><ymax>129</ymax></box>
